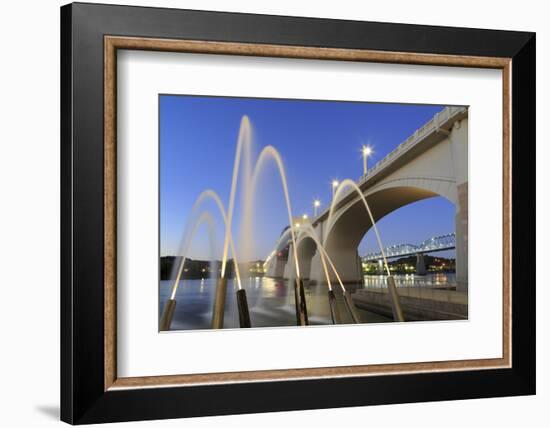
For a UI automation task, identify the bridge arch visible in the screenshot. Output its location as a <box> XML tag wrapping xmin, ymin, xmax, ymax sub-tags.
<box><xmin>316</xmin><ymin>181</ymin><xmax>455</xmax><ymax>284</ymax></box>
<box><xmin>325</xmin><ymin>180</ymin><xmax>454</xmax><ymax>248</ymax></box>
<box><xmin>295</xmin><ymin>235</ymin><xmax>318</xmax><ymax>280</ymax></box>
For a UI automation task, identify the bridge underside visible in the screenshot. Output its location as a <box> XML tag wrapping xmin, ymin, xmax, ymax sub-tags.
<box><xmin>312</xmin><ymin>186</ymin><xmax>440</xmax><ymax>284</ymax></box>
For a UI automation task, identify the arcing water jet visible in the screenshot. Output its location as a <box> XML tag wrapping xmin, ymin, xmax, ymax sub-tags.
<box><xmin>160</xmin><ymin>189</ymin><xmax>247</xmax><ymax>330</ymax></box>
<box><xmin>160</xmin><ymin>211</ymin><xmax>216</xmax><ymax>331</ymax></box>
<box><xmin>326</xmin><ymin>179</ymin><xmax>404</xmax><ymax>322</ymax></box>
<box><xmin>250</xmin><ymin>145</ymin><xmax>308</xmax><ymax>325</ymax></box>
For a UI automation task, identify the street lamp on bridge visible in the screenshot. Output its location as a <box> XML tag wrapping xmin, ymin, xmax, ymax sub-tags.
<box><xmin>331</xmin><ymin>180</ymin><xmax>339</xmax><ymax>199</ymax></box>
<box><xmin>362</xmin><ymin>145</ymin><xmax>373</xmax><ymax>176</ymax></box>
<box><xmin>313</xmin><ymin>199</ymin><xmax>321</xmax><ymax>217</ymax></box>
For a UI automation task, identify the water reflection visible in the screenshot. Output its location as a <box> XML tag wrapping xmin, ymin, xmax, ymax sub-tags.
<box><xmin>363</xmin><ymin>273</ymin><xmax>456</xmax><ymax>289</ymax></box>
<box><xmin>160</xmin><ymin>273</ymin><xmax>455</xmax><ymax>331</ymax></box>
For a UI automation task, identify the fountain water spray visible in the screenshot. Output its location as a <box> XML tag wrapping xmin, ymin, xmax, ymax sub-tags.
<box><xmin>159</xmin><ymin>211</ymin><xmax>217</xmax><ymax>331</ymax></box>
<box><xmin>220</xmin><ymin>116</ymin><xmax>251</xmax><ymax>279</ymax></box>
<box><xmin>250</xmin><ymin>145</ymin><xmax>308</xmax><ymax>325</ymax></box>
<box><xmin>298</xmin><ymin>223</ymin><xmax>359</xmax><ymax>323</ymax></box>
<box><xmin>215</xmin><ymin>116</ymin><xmax>254</xmax><ymax>328</ymax></box>
<box><xmin>164</xmin><ymin>115</ymin><xmax>392</xmax><ymax>329</ymax></box>
<box><xmin>170</xmin><ymin>191</ymin><xmax>243</xmax><ymax>296</ymax></box>
<box><xmin>326</xmin><ymin>179</ymin><xmax>404</xmax><ymax>322</ymax></box>
<box><xmin>160</xmin><ymin>190</ymin><xmax>247</xmax><ymax>330</ymax></box>
<box><xmin>265</xmin><ymin>223</ymin><xmax>354</xmax><ymax>323</ymax></box>
<box><xmin>251</xmin><ymin>146</ymin><xmax>301</xmax><ymax>278</ymax></box>
<box><xmin>165</xmin><ymin>117</ymin><xmax>304</xmax><ymax>330</ymax></box>
<box><xmin>294</xmin><ymin>225</ymin><xmax>343</xmax><ymax>324</ymax></box>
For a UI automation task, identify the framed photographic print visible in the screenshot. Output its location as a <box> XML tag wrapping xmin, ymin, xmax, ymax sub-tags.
<box><xmin>60</xmin><ymin>2</ymin><xmax>536</xmax><ymax>424</ymax></box>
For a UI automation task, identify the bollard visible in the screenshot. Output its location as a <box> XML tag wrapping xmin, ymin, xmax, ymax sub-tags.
<box><xmin>327</xmin><ymin>290</ymin><xmax>341</xmax><ymax>324</ymax></box>
<box><xmin>211</xmin><ymin>277</ymin><xmax>227</xmax><ymax>329</ymax></box>
<box><xmin>293</xmin><ymin>279</ymin><xmax>301</xmax><ymax>326</ymax></box>
<box><xmin>387</xmin><ymin>276</ymin><xmax>405</xmax><ymax>322</ymax></box>
<box><xmin>236</xmin><ymin>288</ymin><xmax>251</xmax><ymax>328</ymax></box>
<box><xmin>296</xmin><ymin>278</ymin><xmax>309</xmax><ymax>326</ymax></box>
<box><xmin>343</xmin><ymin>292</ymin><xmax>361</xmax><ymax>324</ymax></box>
<box><xmin>159</xmin><ymin>298</ymin><xmax>177</xmax><ymax>331</ymax></box>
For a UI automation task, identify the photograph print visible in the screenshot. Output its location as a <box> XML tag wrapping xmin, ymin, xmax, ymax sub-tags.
<box><xmin>159</xmin><ymin>95</ymin><xmax>468</xmax><ymax>331</ymax></box>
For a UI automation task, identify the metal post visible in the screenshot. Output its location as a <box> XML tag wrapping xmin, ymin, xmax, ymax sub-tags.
<box><xmin>327</xmin><ymin>290</ymin><xmax>341</xmax><ymax>324</ymax></box>
<box><xmin>236</xmin><ymin>288</ymin><xmax>251</xmax><ymax>328</ymax></box>
<box><xmin>387</xmin><ymin>276</ymin><xmax>405</xmax><ymax>322</ymax></box>
<box><xmin>296</xmin><ymin>278</ymin><xmax>309</xmax><ymax>326</ymax></box>
<box><xmin>343</xmin><ymin>292</ymin><xmax>360</xmax><ymax>324</ymax></box>
<box><xmin>159</xmin><ymin>298</ymin><xmax>176</xmax><ymax>331</ymax></box>
<box><xmin>293</xmin><ymin>279</ymin><xmax>301</xmax><ymax>326</ymax></box>
<box><xmin>211</xmin><ymin>277</ymin><xmax>227</xmax><ymax>329</ymax></box>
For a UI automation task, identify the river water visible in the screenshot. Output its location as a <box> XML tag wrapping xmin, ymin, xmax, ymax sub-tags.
<box><xmin>160</xmin><ymin>273</ymin><xmax>456</xmax><ymax>331</ymax></box>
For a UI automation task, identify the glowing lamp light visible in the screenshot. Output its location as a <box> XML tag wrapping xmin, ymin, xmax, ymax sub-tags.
<box><xmin>313</xmin><ymin>199</ymin><xmax>321</xmax><ymax>217</ymax></box>
<box><xmin>362</xmin><ymin>145</ymin><xmax>373</xmax><ymax>175</ymax></box>
<box><xmin>362</xmin><ymin>145</ymin><xmax>373</xmax><ymax>156</ymax></box>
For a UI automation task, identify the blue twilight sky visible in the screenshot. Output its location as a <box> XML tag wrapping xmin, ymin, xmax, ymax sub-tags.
<box><xmin>160</xmin><ymin>95</ymin><xmax>455</xmax><ymax>260</ymax></box>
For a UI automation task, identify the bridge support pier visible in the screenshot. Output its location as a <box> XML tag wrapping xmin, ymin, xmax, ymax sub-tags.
<box><xmin>416</xmin><ymin>253</ymin><xmax>427</xmax><ymax>275</ymax></box>
<box><xmin>283</xmin><ymin>244</ymin><xmax>296</xmax><ymax>280</ymax></box>
<box><xmin>455</xmin><ymin>182</ymin><xmax>468</xmax><ymax>292</ymax></box>
<box><xmin>310</xmin><ymin>248</ymin><xmax>362</xmax><ymax>284</ymax></box>
<box><xmin>451</xmin><ymin>118</ymin><xmax>468</xmax><ymax>293</ymax></box>
<box><xmin>266</xmin><ymin>256</ymin><xmax>286</xmax><ymax>278</ymax></box>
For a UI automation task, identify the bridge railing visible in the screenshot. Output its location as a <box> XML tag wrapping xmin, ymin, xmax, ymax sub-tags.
<box><xmin>357</xmin><ymin>106</ymin><xmax>465</xmax><ymax>185</ymax></box>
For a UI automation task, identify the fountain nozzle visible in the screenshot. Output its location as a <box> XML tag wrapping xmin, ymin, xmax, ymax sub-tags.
<box><xmin>159</xmin><ymin>298</ymin><xmax>177</xmax><ymax>331</ymax></box>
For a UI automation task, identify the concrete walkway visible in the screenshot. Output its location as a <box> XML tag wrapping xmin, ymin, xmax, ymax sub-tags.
<box><xmin>352</xmin><ymin>286</ymin><xmax>468</xmax><ymax>321</ymax></box>
<box><xmin>363</xmin><ymin>286</ymin><xmax>467</xmax><ymax>304</ymax></box>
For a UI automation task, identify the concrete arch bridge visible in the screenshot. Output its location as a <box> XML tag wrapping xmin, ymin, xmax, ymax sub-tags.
<box><xmin>265</xmin><ymin>106</ymin><xmax>468</xmax><ymax>292</ymax></box>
